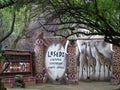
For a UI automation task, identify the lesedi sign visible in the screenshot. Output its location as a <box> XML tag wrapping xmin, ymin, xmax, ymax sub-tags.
<box><xmin>45</xmin><ymin>43</ymin><xmax>66</xmax><ymax>81</ymax></box>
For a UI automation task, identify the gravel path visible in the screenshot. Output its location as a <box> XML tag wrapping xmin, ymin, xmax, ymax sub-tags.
<box><xmin>7</xmin><ymin>81</ymin><xmax>117</xmax><ymax>90</ymax></box>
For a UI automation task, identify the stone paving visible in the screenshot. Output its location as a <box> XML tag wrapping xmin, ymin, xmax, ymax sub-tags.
<box><xmin>7</xmin><ymin>81</ymin><xmax>117</xmax><ymax>90</ymax></box>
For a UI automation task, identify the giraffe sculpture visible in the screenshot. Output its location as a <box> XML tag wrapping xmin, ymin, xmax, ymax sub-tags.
<box><xmin>87</xmin><ymin>42</ymin><xmax>96</xmax><ymax>80</ymax></box>
<box><xmin>94</xmin><ymin>43</ymin><xmax>111</xmax><ymax>80</ymax></box>
<box><xmin>79</xmin><ymin>42</ymin><xmax>88</xmax><ymax>80</ymax></box>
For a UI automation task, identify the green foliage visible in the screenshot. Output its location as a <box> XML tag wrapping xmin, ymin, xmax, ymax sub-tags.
<box><xmin>0</xmin><ymin>5</ymin><xmax>31</xmax><ymax>36</ymax></box>
<box><xmin>51</xmin><ymin>0</ymin><xmax>120</xmax><ymax>32</ymax></box>
<box><xmin>0</xmin><ymin>0</ymin><xmax>120</xmax><ymax>46</ymax></box>
<box><xmin>0</xmin><ymin>8</ymin><xmax>12</xmax><ymax>32</ymax></box>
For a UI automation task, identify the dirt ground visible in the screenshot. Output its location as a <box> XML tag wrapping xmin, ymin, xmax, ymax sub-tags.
<box><xmin>7</xmin><ymin>81</ymin><xmax>117</xmax><ymax>90</ymax></box>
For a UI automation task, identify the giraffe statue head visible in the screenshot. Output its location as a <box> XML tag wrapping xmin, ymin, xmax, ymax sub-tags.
<box><xmin>34</xmin><ymin>32</ymin><xmax>44</xmax><ymax>46</ymax></box>
<box><xmin>35</xmin><ymin>32</ymin><xmax>43</xmax><ymax>40</ymax></box>
<box><xmin>80</xmin><ymin>42</ymin><xmax>87</xmax><ymax>54</ymax></box>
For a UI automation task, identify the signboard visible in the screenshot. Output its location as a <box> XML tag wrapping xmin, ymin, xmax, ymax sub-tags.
<box><xmin>45</xmin><ymin>43</ymin><xmax>66</xmax><ymax>81</ymax></box>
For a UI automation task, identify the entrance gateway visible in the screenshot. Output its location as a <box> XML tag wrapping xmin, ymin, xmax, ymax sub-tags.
<box><xmin>34</xmin><ymin>33</ymin><xmax>119</xmax><ymax>84</ymax></box>
<box><xmin>34</xmin><ymin>37</ymin><xmax>78</xmax><ymax>83</ymax></box>
<box><xmin>1</xmin><ymin>33</ymin><xmax>120</xmax><ymax>86</ymax></box>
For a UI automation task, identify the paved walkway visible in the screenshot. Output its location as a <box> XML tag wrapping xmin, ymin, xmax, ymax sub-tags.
<box><xmin>7</xmin><ymin>81</ymin><xmax>117</xmax><ymax>90</ymax></box>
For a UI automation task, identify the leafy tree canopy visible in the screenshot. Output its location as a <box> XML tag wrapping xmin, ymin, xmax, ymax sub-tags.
<box><xmin>0</xmin><ymin>0</ymin><xmax>120</xmax><ymax>46</ymax></box>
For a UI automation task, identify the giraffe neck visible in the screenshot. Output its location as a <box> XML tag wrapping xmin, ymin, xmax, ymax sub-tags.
<box><xmin>95</xmin><ymin>45</ymin><xmax>104</xmax><ymax>58</ymax></box>
<box><xmin>89</xmin><ymin>44</ymin><xmax>93</xmax><ymax>57</ymax></box>
<box><xmin>84</xmin><ymin>43</ymin><xmax>88</xmax><ymax>56</ymax></box>
<box><xmin>94</xmin><ymin>45</ymin><xmax>101</xmax><ymax>57</ymax></box>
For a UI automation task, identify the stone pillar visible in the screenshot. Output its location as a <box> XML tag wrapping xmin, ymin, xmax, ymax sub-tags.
<box><xmin>111</xmin><ymin>45</ymin><xmax>120</xmax><ymax>84</ymax></box>
<box><xmin>34</xmin><ymin>32</ymin><xmax>45</xmax><ymax>83</ymax></box>
<box><xmin>67</xmin><ymin>40</ymin><xmax>78</xmax><ymax>84</ymax></box>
